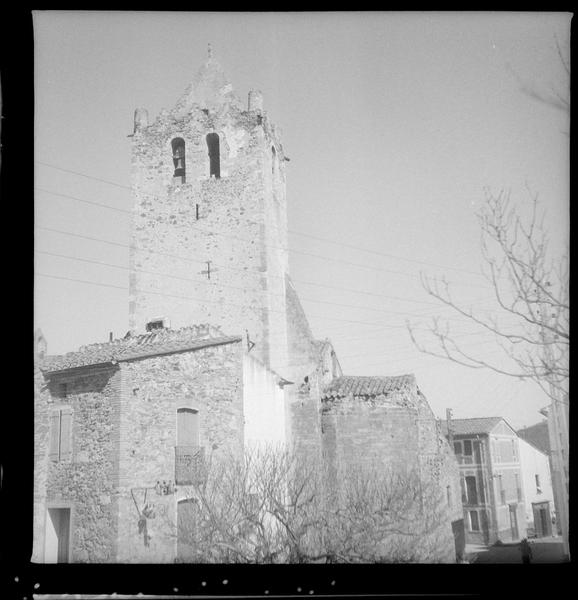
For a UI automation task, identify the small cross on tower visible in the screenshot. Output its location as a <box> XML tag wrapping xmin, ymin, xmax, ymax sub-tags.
<box><xmin>200</xmin><ymin>260</ymin><xmax>217</xmax><ymax>280</ymax></box>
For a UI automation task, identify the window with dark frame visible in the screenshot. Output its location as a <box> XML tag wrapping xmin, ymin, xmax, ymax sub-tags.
<box><xmin>469</xmin><ymin>510</ymin><xmax>480</xmax><ymax>531</ymax></box>
<box><xmin>146</xmin><ymin>319</ymin><xmax>164</xmax><ymax>331</ymax></box>
<box><xmin>463</xmin><ymin>440</ymin><xmax>473</xmax><ymax>455</ymax></box>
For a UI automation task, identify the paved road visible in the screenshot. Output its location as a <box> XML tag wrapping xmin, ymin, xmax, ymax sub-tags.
<box><xmin>467</xmin><ymin>537</ymin><xmax>568</xmax><ymax>563</ymax></box>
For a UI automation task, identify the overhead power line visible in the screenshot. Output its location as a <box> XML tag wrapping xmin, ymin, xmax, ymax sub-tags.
<box><xmin>35</xmin><ymin>162</ymin><xmax>497</xmax><ymax>288</ymax></box>
<box><xmin>37</xmin><ymin>270</ymin><xmax>477</xmax><ymax>338</ymax></box>
<box><xmin>37</xmin><ymin>225</ymin><xmax>493</xmax><ymax>318</ymax></box>
<box><xmin>38</xmin><ymin>185</ymin><xmax>479</xmax><ymax>286</ymax></box>
<box><xmin>35</xmin><ymin>246</ymin><xmax>495</xmax><ymax>326</ymax></box>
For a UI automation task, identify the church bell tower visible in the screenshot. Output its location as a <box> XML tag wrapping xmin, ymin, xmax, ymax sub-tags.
<box><xmin>129</xmin><ymin>47</ymin><xmax>289</xmax><ymax>374</ymax></box>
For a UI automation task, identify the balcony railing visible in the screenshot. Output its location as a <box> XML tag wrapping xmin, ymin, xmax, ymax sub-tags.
<box><xmin>175</xmin><ymin>445</ymin><xmax>206</xmax><ymax>485</ymax></box>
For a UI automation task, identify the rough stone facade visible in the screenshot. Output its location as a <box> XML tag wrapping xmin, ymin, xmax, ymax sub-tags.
<box><xmin>34</xmin><ymin>327</ymin><xmax>246</xmax><ymax>563</ymax></box>
<box><xmin>129</xmin><ymin>53</ymin><xmax>289</xmax><ymax>375</ymax></box>
<box><xmin>34</xmin><ymin>364</ymin><xmax>120</xmax><ymax>563</ymax></box>
<box><xmin>319</xmin><ymin>376</ymin><xmax>461</xmax><ymax>562</ymax></box>
<box><xmin>116</xmin><ymin>338</ymin><xmax>244</xmax><ymax>563</ymax></box>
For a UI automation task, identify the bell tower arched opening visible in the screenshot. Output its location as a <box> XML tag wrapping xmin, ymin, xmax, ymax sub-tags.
<box><xmin>206</xmin><ymin>133</ymin><xmax>220</xmax><ymax>179</ymax></box>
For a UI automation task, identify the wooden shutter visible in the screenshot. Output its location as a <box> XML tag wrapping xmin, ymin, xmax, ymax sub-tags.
<box><xmin>59</xmin><ymin>408</ymin><xmax>73</xmax><ymax>461</ymax></box>
<box><xmin>49</xmin><ymin>411</ymin><xmax>61</xmax><ymax>461</ymax></box>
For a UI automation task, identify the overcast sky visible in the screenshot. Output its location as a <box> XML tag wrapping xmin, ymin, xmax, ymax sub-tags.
<box><xmin>34</xmin><ymin>11</ymin><xmax>570</xmax><ymax>429</ymax></box>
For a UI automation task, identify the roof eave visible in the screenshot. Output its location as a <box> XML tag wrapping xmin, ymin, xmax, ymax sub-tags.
<box><xmin>41</xmin><ymin>361</ymin><xmax>117</xmax><ymax>376</ymax></box>
<box><xmin>118</xmin><ymin>336</ymin><xmax>243</xmax><ymax>363</ymax></box>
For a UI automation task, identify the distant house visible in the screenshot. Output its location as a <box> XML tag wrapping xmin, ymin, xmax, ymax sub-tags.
<box><xmin>517</xmin><ymin>436</ymin><xmax>554</xmax><ymax>538</ymax></box>
<box><xmin>441</xmin><ymin>417</ymin><xmax>526</xmax><ymax>545</ymax></box>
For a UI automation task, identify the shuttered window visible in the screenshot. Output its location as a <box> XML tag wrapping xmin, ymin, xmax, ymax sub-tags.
<box><xmin>49</xmin><ymin>407</ymin><xmax>73</xmax><ymax>462</ymax></box>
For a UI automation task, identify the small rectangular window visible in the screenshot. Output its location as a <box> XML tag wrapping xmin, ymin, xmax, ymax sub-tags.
<box><xmin>474</xmin><ymin>441</ymin><xmax>482</xmax><ymax>464</ymax></box>
<box><xmin>465</xmin><ymin>475</ymin><xmax>478</xmax><ymax>505</ymax></box>
<box><xmin>469</xmin><ymin>510</ymin><xmax>480</xmax><ymax>531</ymax></box>
<box><xmin>454</xmin><ymin>441</ymin><xmax>462</xmax><ymax>455</ymax></box>
<box><xmin>146</xmin><ymin>318</ymin><xmax>166</xmax><ymax>331</ymax></box>
<box><xmin>49</xmin><ymin>407</ymin><xmax>73</xmax><ymax>462</ymax></box>
<box><xmin>498</xmin><ymin>475</ymin><xmax>506</xmax><ymax>505</ymax></box>
<box><xmin>535</xmin><ymin>474</ymin><xmax>541</xmax><ymax>492</ymax></box>
<box><xmin>515</xmin><ymin>473</ymin><xmax>522</xmax><ymax>502</ymax></box>
<box><xmin>463</xmin><ymin>440</ymin><xmax>473</xmax><ymax>456</ymax></box>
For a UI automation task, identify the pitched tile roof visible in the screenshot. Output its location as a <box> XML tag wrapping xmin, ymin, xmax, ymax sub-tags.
<box><xmin>321</xmin><ymin>374</ymin><xmax>415</xmax><ymax>400</ymax></box>
<box><xmin>41</xmin><ymin>325</ymin><xmax>242</xmax><ymax>374</ymax></box>
<box><xmin>439</xmin><ymin>417</ymin><xmax>503</xmax><ymax>436</ymax></box>
<box><xmin>517</xmin><ymin>421</ymin><xmax>550</xmax><ymax>454</ymax></box>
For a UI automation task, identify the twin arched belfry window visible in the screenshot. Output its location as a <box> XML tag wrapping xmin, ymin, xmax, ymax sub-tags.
<box><xmin>171</xmin><ymin>134</ymin><xmax>221</xmax><ymax>181</ymax></box>
<box><xmin>206</xmin><ymin>133</ymin><xmax>220</xmax><ymax>179</ymax></box>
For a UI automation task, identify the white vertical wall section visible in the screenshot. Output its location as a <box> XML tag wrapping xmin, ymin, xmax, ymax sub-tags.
<box><xmin>44</xmin><ymin>511</ymin><xmax>59</xmax><ymax>563</ymax></box>
<box><xmin>518</xmin><ymin>437</ymin><xmax>555</xmax><ymax>529</ymax></box>
<box><xmin>243</xmin><ymin>354</ymin><xmax>287</xmax><ymax>449</ymax></box>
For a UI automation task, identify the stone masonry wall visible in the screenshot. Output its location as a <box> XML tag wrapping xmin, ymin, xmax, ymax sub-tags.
<box><xmin>116</xmin><ymin>340</ymin><xmax>244</xmax><ymax>563</ymax></box>
<box><xmin>320</xmin><ymin>388</ymin><xmax>459</xmax><ymax>562</ymax></box>
<box><xmin>129</xmin><ymin>94</ymin><xmax>289</xmax><ymax>376</ymax></box>
<box><xmin>40</xmin><ymin>366</ymin><xmax>120</xmax><ymax>563</ymax></box>
<box><xmin>321</xmin><ymin>394</ymin><xmax>421</xmax><ymax>475</ymax></box>
<box><xmin>416</xmin><ymin>392</ymin><xmax>461</xmax><ymax>562</ymax></box>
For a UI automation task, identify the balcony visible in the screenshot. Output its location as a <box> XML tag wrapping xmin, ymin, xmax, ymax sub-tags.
<box><xmin>175</xmin><ymin>446</ymin><xmax>206</xmax><ymax>485</ymax></box>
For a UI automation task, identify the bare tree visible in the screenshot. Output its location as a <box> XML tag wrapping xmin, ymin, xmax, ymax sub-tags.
<box><xmin>174</xmin><ymin>446</ymin><xmax>454</xmax><ymax>563</ymax></box>
<box><xmin>506</xmin><ymin>35</ymin><xmax>570</xmax><ymax>116</ymax></box>
<box><xmin>407</xmin><ymin>189</ymin><xmax>569</xmax><ymax>403</ymax></box>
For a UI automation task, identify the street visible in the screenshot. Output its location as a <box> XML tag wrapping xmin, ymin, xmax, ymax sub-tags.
<box><xmin>466</xmin><ymin>536</ymin><xmax>568</xmax><ymax>563</ymax></box>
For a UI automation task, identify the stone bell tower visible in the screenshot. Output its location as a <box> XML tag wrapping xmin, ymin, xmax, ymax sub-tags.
<box><xmin>128</xmin><ymin>46</ymin><xmax>289</xmax><ymax>374</ymax></box>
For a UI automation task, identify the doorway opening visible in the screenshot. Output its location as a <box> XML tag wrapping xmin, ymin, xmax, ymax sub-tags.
<box><xmin>45</xmin><ymin>507</ymin><xmax>71</xmax><ymax>563</ymax></box>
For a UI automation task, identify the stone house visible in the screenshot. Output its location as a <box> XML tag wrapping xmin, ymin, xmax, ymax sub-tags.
<box><xmin>34</xmin><ymin>48</ymin><xmax>462</xmax><ymax>563</ymax></box>
<box><xmin>441</xmin><ymin>417</ymin><xmax>527</xmax><ymax>545</ymax></box>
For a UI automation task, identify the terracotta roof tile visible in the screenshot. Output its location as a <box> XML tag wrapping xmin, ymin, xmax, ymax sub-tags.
<box><xmin>41</xmin><ymin>325</ymin><xmax>242</xmax><ymax>373</ymax></box>
<box><xmin>440</xmin><ymin>417</ymin><xmax>503</xmax><ymax>436</ymax></box>
<box><xmin>321</xmin><ymin>374</ymin><xmax>415</xmax><ymax>400</ymax></box>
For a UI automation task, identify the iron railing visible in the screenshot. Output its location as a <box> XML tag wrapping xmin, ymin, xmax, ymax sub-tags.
<box><xmin>175</xmin><ymin>446</ymin><xmax>206</xmax><ymax>485</ymax></box>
